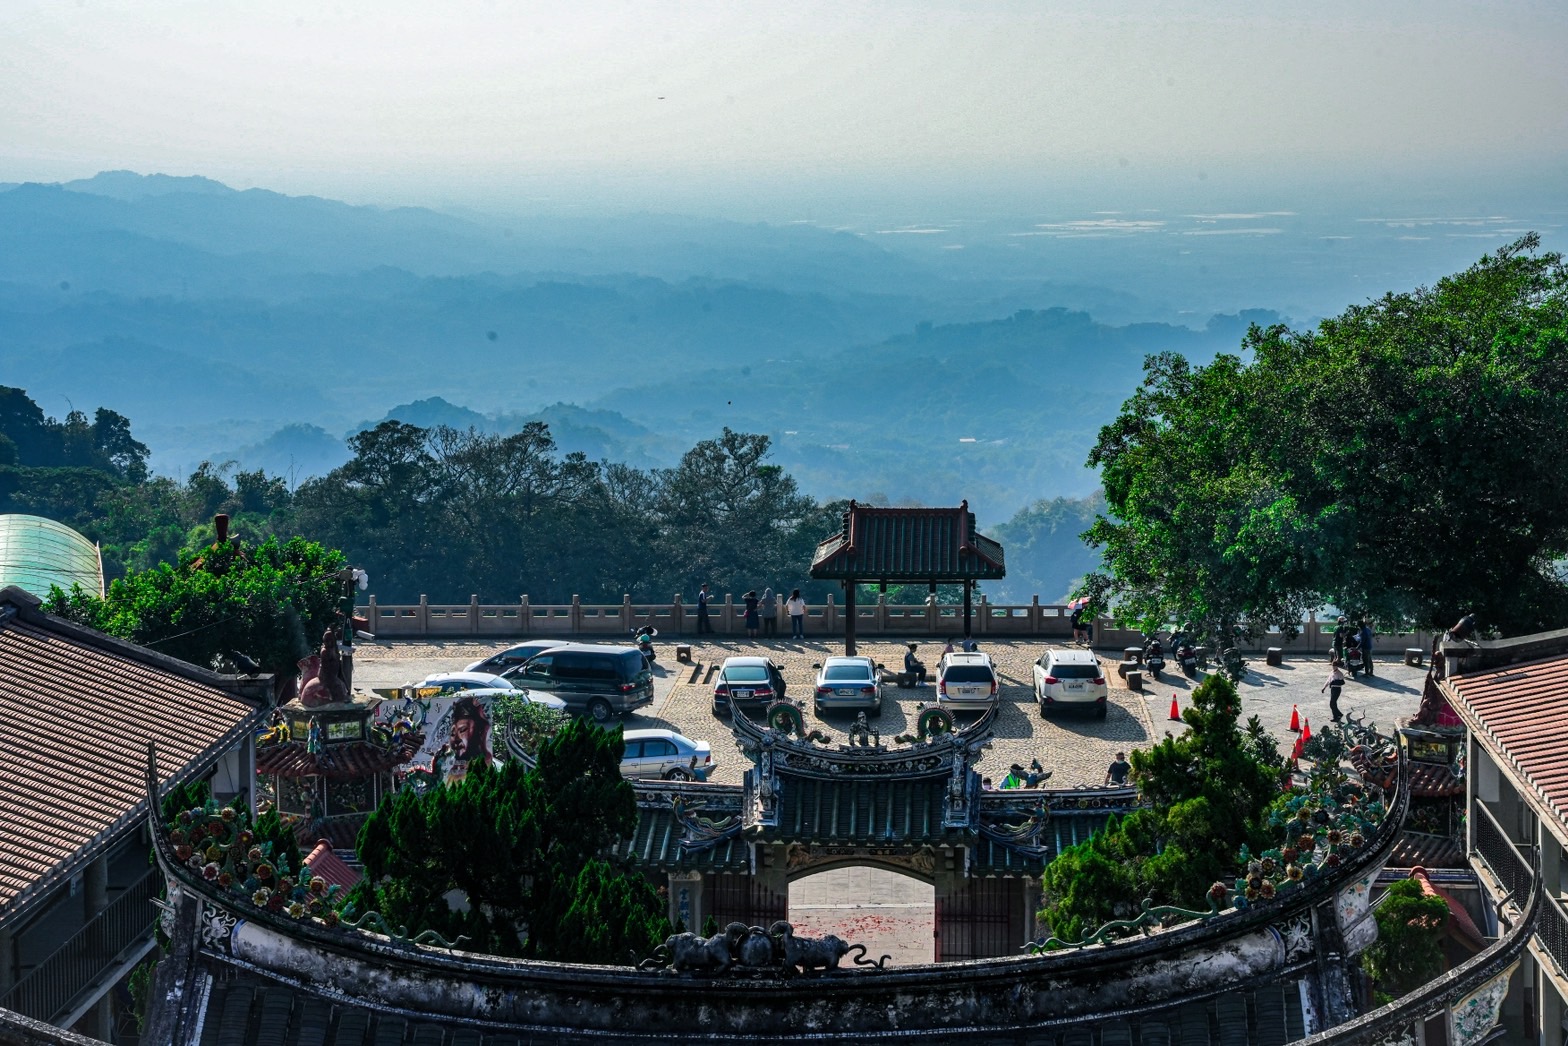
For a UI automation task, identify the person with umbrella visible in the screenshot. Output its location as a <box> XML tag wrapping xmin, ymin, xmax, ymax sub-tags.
<box><xmin>1069</xmin><ymin>598</ymin><xmax>1092</xmax><ymax>645</ymax></box>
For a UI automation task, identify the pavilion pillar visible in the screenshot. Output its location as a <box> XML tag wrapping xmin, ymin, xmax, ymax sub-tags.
<box><xmin>963</xmin><ymin>581</ymin><xmax>973</xmax><ymax>638</ymax></box>
<box><xmin>844</xmin><ymin>580</ymin><xmax>857</xmax><ymax>656</ymax></box>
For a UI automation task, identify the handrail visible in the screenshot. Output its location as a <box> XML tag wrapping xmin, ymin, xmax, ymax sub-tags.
<box><xmin>1470</xmin><ymin>798</ymin><xmax>1533</xmax><ymax>901</ymax></box>
<box><xmin>1290</xmin><ymin>853</ymin><xmax>1540</xmax><ymax>1045</ymax></box>
<box><xmin>1538</xmin><ymin>889</ymin><xmax>1568</xmax><ymax>985</ymax></box>
<box><xmin>0</xmin><ymin>868</ymin><xmax>160</xmax><ymax>1023</ymax></box>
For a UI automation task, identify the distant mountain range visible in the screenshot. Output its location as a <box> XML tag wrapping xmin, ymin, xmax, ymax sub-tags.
<box><xmin>14</xmin><ymin>168</ymin><xmax>1521</xmax><ymax>520</ymax></box>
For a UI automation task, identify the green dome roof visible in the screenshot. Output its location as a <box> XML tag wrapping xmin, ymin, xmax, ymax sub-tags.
<box><xmin>0</xmin><ymin>514</ymin><xmax>105</xmax><ymax>598</ymax></box>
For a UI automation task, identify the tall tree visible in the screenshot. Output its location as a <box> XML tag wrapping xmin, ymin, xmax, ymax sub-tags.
<box><xmin>350</xmin><ymin>719</ymin><xmax>667</xmax><ymax>962</ymax></box>
<box><xmin>1085</xmin><ymin>235</ymin><xmax>1568</xmax><ymax>641</ymax></box>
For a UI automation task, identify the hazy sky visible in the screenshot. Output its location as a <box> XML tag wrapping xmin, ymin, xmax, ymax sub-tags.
<box><xmin>5</xmin><ymin>0</ymin><xmax>1566</xmax><ymax>211</ymax></box>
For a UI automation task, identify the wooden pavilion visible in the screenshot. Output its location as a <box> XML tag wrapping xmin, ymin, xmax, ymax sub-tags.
<box><xmin>809</xmin><ymin>500</ymin><xmax>1006</xmax><ymax>655</ymax></box>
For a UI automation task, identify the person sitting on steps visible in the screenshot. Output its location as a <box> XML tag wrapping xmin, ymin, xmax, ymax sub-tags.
<box><xmin>903</xmin><ymin>643</ymin><xmax>928</xmax><ymax>684</ymax></box>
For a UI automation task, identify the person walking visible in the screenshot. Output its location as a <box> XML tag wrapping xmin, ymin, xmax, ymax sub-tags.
<box><xmin>1359</xmin><ymin>619</ymin><xmax>1375</xmax><ymax>676</ymax></box>
<box><xmin>1322</xmin><ymin>658</ymin><xmax>1346</xmax><ymax>722</ymax></box>
<box><xmin>696</xmin><ymin>583</ymin><xmax>713</xmax><ymax>635</ymax></box>
<box><xmin>1332</xmin><ymin>616</ymin><xmax>1353</xmax><ymax>664</ymax></box>
<box><xmin>743</xmin><ymin>590</ymin><xmax>760</xmax><ymax>639</ymax></box>
<box><xmin>786</xmin><ymin>589</ymin><xmax>807</xmax><ymax>640</ymax></box>
<box><xmin>760</xmin><ymin>588</ymin><xmax>777</xmax><ymax>637</ymax></box>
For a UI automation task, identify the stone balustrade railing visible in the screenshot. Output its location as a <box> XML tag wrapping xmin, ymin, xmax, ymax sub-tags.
<box><xmin>355</xmin><ymin>594</ymin><xmax>1422</xmax><ymax>653</ymax></box>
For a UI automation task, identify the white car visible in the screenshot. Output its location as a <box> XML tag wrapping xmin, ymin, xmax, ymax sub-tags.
<box><xmin>936</xmin><ymin>651</ymin><xmax>999</xmax><ymax>711</ymax></box>
<box><xmin>411</xmin><ymin>673</ymin><xmax>567</xmax><ymax>711</ymax></box>
<box><xmin>1033</xmin><ymin>648</ymin><xmax>1108</xmax><ymax>718</ymax></box>
<box><xmin>464</xmin><ymin>640</ymin><xmax>569</xmax><ymax>674</ymax></box>
<box><xmin>621</xmin><ymin>728</ymin><xmax>714</xmax><ymax>781</ymax></box>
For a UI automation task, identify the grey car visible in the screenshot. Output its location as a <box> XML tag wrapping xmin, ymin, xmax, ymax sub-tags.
<box><xmin>812</xmin><ymin>656</ymin><xmax>884</xmax><ymax>717</ymax></box>
<box><xmin>621</xmin><ymin>729</ymin><xmax>714</xmax><ymax>781</ymax></box>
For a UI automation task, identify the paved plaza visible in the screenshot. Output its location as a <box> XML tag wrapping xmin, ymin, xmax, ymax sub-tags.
<box><xmin>354</xmin><ymin>636</ymin><xmax>1426</xmax><ymax>786</ymax></box>
<box><xmin>353</xmin><ymin>636</ymin><xmax>1426</xmax><ymax>961</ymax></box>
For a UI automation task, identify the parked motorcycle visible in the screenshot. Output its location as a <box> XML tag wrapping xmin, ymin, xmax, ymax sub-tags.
<box><xmin>1143</xmin><ymin>638</ymin><xmax>1166</xmax><ymax>679</ymax></box>
<box><xmin>1345</xmin><ymin>636</ymin><xmax>1365</xmax><ymax>676</ymax></box>
<box><xmin>1174</xmin><ymin>640</ymin><xmax>1198</xmax><ymax>678</ymax></box>
<box><xmin>632</xmin><ymin>626</ymin><xmax>659</xmax><ymax>667</ymax></box>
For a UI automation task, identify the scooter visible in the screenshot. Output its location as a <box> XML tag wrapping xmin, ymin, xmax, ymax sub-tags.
<box><xmin>1174</xmin><ymin>641</ymin><xmax>1198</xmax><ymax>678</ymax></box>
<box><xmin>632</xmin><ymin>626</ymin><xmax>659</xmax><ymax>668</ymax></box>
<box><xmin>1345</xmin><ymin>636</ymin><xmax>1365</xmax><ymax>676</ymax></box>
<box><xmin>1143</xmin><ymin>639</ymin><xmax>1166</xmax><ymax>679</ymax></box>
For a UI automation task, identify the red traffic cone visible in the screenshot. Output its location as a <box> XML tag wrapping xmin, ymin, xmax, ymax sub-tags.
<box><xmin>1301</xmin><ymin>717</ymin><xmax>1312</xmax><ymax>743</ymax></box>
<box><xmin>1288</xmin><ymin>704</ymin><xmax>1301</xmax><ymax>732</ymax></box>
<box><xmin>1291</xmin><ymin>731</ymin><xmax>1304</xmax><ymax>761</ymax></box>
<box><xmin>1168</xmin><ymin>693</ymin><xmax>1181</xmax><ymax>721</ymax></box>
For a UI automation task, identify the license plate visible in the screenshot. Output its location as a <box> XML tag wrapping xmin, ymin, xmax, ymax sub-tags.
<box><xmin>1067</xmin><ymin>682</ymin><xmax>1084</xmax><ymax>691</ymax></box>
<box><xmin>733</xmin><ymin>689</ymin><xmax>752</xmax><ymax>699</ymax></box>
<box><xmin>836</xmin><ymin>688</ymin><xmax>858</xmax><ymax>696</ymax></box>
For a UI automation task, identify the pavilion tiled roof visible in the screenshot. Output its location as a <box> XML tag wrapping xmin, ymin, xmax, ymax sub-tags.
<box><xmin>302</xmin><ymin>839</ymin><xmax>362</xmax><ymax>891</ymax></box>
<box><xmin>810</xmin><ymin>501</ymin><xmax>1005</xmax><ymax>582</ymax></box>
<box><xmin>256</xmin><ymin>739</ymin><xmax>415</xmax><ymax>780</ymax></box>
<box><xmin>0</xmin><ymin>586</ymin><xmax>267</xmax><ymax>923</ymax></box>
<box><xmin>1446</xmin><ymin>653</ymin><xmax>1568</xmax><ymax>826</ymax></box>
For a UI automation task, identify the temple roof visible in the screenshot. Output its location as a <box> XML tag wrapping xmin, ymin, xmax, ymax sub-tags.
<box><xmin>256</xmin><ymin>738</ymin><xmax>415</xmax><ymax>780</ymax></box>
<box><xmin>1444</xmin><ymin>650</ymin><xmax>1568</xmax><ymax>826</ymax></box>
<box><xmin>0</xmin><ymin>586</ymin><xmax>267</xmax><ymax>924</ymax></box>
<box><xmin>810</xmin><ymin>501</ymin><xmax>1004</xmax><ymax>581</ymax></box>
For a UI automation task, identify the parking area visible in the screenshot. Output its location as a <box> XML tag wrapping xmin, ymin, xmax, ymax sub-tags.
<box><xmin>352</xmin><ymin>637</ymin><xmax>1428</xmax><ymax>787</ymax></box>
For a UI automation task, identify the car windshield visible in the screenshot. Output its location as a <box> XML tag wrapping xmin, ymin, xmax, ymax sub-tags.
<box><xmin>943</xmin><ymin>666</ymin><xmax>994</xmax><ymax>683</ymax></box>
<box><xmin>723</xmin><ymin>666</ymin><xmax>769</xmax><ymax>682</ymax></box>
<box><xmin>823</xmin><ymin>664</ymin><xmax>871</xmax><ymax>682</ymax></box>
<box><xmin>1051</xmin><ymin>664</ymin><xmax>1100</xmax><ymax>679</ymax></box>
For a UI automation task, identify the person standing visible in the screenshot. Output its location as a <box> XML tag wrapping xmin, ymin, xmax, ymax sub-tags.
<box><xmin>1332</xmin><ymin>616</ymin><xmax>1353</xmax><ymax>663</ymax></box>
<box><xmin>743</xmin><ymin>590</ymin><xmax>760</xmax><ymax>639</ymax></box>
<box><xmin>696</xmin><ymin>583</ymin><xmax>713</xmax><ymax>635</ymax></box>
<box><xmin>1322</xmin><ymin>658</ymin><xmax>1346</xmax><ymax>722</ymax></box>
<box><xmin>1070</xmin><ymin>606</ymin><xmax>1087</xmax><ymax>644</ymax></box>
<box><xmin>760</xmin><ymin>588</ymin><xmax>777</xmax><ymax>636</ymax></box>
<box><xmin>1359</xmin><ymin>619</ymin><xmax>1375</xmax><ymax>676</ymax></box>
<box><xmin>786</xmin><ymin>589</ymin><xmax>806</xmax><ymax>639</ymax></box>
<box><xmin>1105</xmin><ymin>752</ymin><xmax>1132</xmax><ymax>786</ymax></box>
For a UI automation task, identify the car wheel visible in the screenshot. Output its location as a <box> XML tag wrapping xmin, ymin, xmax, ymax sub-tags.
<box><xmin>813</xmin><ymin>701</ymin><xmax>824</xmax><ymax>717</ymax></box>
<box><xmin>587</xmin><ymin>698</ymin><xmax>613</xmax><ymax>724</ymax></box>
<box><xmin>664</xmin><ymin>768</ymin><xmax>691</xmax><ymax>781</ymax></box>
<box><xmin>869</xmin><ymin>699</ymin><xmax>882</xmax><ymax>718</ymax></box>
<box><xmin>1096</xmin><ymin>704</ymin><xmax>1108</xmax><ymax>720</ymax></box>
<box><xmin>1039</xmin><ymin>700</ymin><xmax>1050</xmax><ymax>719</ymax></box>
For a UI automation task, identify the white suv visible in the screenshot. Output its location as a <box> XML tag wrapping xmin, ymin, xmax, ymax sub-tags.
<box><xmin>1033</xmin><ymin>648</ymin><xmax>1108</xmax><ymax>718</ymax></box>
<box><xmin>936</xmin><ymin>651</ymin><xmax>998</xmax><ymax>711</ymax></box>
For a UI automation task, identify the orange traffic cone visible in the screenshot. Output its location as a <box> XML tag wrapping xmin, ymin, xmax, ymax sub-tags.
<box><xmin>1301</xmin><ymin>717</ymin><xmax>1312</xmax><ymax>743</ymax></box>
<box><xmin>1291</xmin><ymin>731</ymin><xmax>1304</xmax><ymax>761</ymax></box>
<box><xmin>1288</xmin><ymin>704</ymin><xmax>1301</xmax><ymax>732</ymax></box>
<box><xmin>1168</xmin><ymin>693</ymin><xmax>1181</xmax><ymax>721</ymax></box>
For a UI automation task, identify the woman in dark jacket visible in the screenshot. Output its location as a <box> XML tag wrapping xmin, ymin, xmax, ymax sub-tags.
<box><xmin>743</xmin><ymin>590</ymin><xmax>760</xmax><ymax>639</ymax></box>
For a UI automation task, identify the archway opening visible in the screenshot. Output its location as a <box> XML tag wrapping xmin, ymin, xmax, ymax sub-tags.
<box><xmin>787</xmin><ymin>866</ymin><xmax>935</xmax><ymax>965</ymax></box>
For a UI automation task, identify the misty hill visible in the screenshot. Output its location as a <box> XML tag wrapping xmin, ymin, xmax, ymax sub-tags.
<box><xmin>590</xmin><ymin>307</ymin><xmax>1280</xmax><ymax>516</ymax></box>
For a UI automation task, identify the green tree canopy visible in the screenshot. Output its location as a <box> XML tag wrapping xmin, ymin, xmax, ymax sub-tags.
<box><xmin>43</xmin><ymin>535</ymin><xmax>347</xmax><ymax>695</ymax></box>
<box><xmin>1038</xmin><ymin>674</ymin><xmax>1282</xmax><ymax>942</ymax></box>
<box><xmin>349</xmin><ymin>718</ymin><xmax>668</xmax><ymax>962</ymax></box>
<box><xmin>1084</xmin><ymin>235</ymin><xmax>1568</xmax><ymax>642</ymax></box>
<box><xmin>1363</xmin><ymin>877</ymin><xmax>1449</xmax><ymax>996</ymax></box>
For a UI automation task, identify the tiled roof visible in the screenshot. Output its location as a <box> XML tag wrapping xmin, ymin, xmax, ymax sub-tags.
<box><xmin>256</xmin><ymin>739</ymin><xmax>412</xmax><ymax>780</ymax></box>
<box><xmin>759</xmin><ymin>774</ymin><xmax>964</xmax><ymax>845</ymax></box>
<box><xmin>0</xmin><ymin>587</ymin><xmax>267</xmax><ymax>922</ymax></box>
<box><xmin>615</xmin><ymin>805</ymin><xmax>751</xmax><ymax>872</ymax></box>
<box><xmin>1446</xmin><ymin>653</ymin><xmax>1568</xmax><ymax>825</ymax></box>
<box><xmin>302</xmin><ymin>839</ymin><xmax>362</xmax><ymax>891</ymax></box>
<box><xmin>1409</xmin><ymin>868</ymin><xmax>1487</xmax><ymax>951</ymax></box>
<box><xmin>1352</xmin><ymin>748</ymin><xmax>1463</xmax><ymax>798</ymax></box>
<box><xmin>810</xmin><ymin>501</ymin><xmax>1005</xmax><ymax>581</ymax></box>
<box><xmin>1389</xmin><ymin>831</ymin><xmax>1466</xmax><ymax>869</ymax></box>
<box><xmin>969</xmin><ymin>812</ymin><xmax>1113</xmax><ymax>876</ymax></box>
